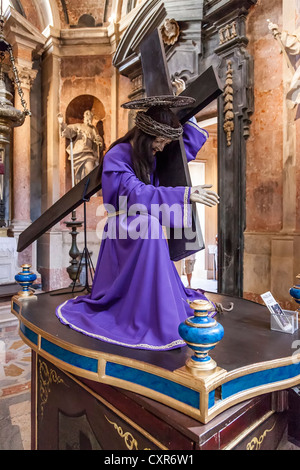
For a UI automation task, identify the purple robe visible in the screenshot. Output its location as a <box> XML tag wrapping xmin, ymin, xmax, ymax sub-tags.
<box><xmin>56</xmin><ymin>120</ymin><xmax>213</xmax><ymax>350</ymax></box>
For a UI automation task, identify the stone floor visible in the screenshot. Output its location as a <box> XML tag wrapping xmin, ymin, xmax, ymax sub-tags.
<box><xmin>0</xmin><ymin>305</ymin><xmax>31</xmax><ymax>450</ymax></box>
<box><xmin>0</xmin><ymin>299</ymin><xmax>300</xmax><ymax>451</ymax></box>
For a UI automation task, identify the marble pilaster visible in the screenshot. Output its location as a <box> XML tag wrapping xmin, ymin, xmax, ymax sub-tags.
<box><xmin>2</xmin><ymin>8</ymin><xmax>45</xmax><ymax>274</ymax></box>
<box><xmin>10</xmin><ymin>67</ymin><xmax>38</xmax><ymax>269</ymax></box>
<box><xmin>244</xmin><ymin>0</ymin><xmax>300</xmax><ymax>308</ymax></box>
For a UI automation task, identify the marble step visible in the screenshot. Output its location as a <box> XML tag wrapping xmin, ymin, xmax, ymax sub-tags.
<box><xmin>0</xmin><ymin>303</ymin><xmax>18</xmax><ymax>329</ymax></box>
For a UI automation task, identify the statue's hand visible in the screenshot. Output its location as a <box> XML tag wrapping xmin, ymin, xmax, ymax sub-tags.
<box><xmin>57</xmin><ymin>113</ymin><xmax>64</xmax><ymax>124</ymax></box>
<box><xmin>190</xmin><ymin>185</ymin><xmax>220</xmax><ymax>207</ymax></box>
<box><xmin>95</xmin><ymin>135</ymin><xmax>103</xmax><ymax>147</ymax></box>
<box><xmin>267</xmin><ymin>20</ymin><xmax>279</xmax><ymax>34</ymax></box>
<box><xmin>172</xmin><ymin>78</ymin><xmax>186</xmax><ymax>95</ymax></box>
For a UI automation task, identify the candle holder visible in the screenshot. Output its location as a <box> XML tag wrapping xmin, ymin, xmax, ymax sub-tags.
<box><xmin>64</xmin><ymin>210</ymin><xmax>83</xmax><ymax>286</ymax></box>
<box><xmin>15</xmin><ymin>264</ymin><xmax>37</xmax><ymax>299</ymax></box>
<box><xmin>178</xmin><ymin>299</ymin><xmax>224</xmax><ymax>374</ymax></box>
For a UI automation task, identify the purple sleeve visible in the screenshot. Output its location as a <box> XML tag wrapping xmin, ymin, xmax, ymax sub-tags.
<box><xmin>117</xmin><ymin>170</ymin><xmax>192</xmax><ymax>229</ymax></box>
<box><xmin>102</xmin><ymin>143</ymin><xmax>193</xmax><ymax>228</ymax></box>
<box><xmin>183</xmin><ymin>119</ymin><xmax>209</xmax><ymax>162</ymax></box>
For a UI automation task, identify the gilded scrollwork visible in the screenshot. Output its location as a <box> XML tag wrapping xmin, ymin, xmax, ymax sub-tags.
<box><xmin>246</xmin><ymin>421</ymin><xmax>276</xmax><ymax>450</ymax></box>
<box><xmin>39</xmin><ymin>359</ymin><xmax>67</xmax><ymax>419</ymax></box>
<box><xmin>105</xmin><ymin>416</ymin><xmax>150</xmax><ymax>450</ymax></box>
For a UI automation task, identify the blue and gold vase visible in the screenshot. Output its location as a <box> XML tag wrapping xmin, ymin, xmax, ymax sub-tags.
<box><xmin>178</xmin><ymin>299</ymin><xmax>224</xmax><ymax>374</ymax></box>
<box><xmin>15</xmin><ymin>264</ymin><xmax>37</xmax><ymax>298</ymax></box>
<box><xmin>290</xmin><ymin>274</ymin><xmax>300</xmax><ymax>313</ymax></box>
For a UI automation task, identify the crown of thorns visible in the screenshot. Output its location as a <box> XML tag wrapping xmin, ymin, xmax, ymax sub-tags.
<box><xmin>135</xmin><ymin>111</ymin><xmax>183</xmax><ymax>139</ymax></box>
<box><xmin>121</xmin><ymin>95</ymin><xmax>195</xmax><ymax>110</ymax></box>
<box><xmin>121</xmin><ymin>95</ymin><xmax>195</xmax><ymax>140</ymax></box>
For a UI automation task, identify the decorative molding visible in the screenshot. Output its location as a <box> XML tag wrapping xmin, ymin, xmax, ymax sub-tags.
<box><xmin>113</xmin><ymin>0</ymin><xmax>204</xmax><ymax>82</ymax></box>
<box><xmin>113</xmin><ymin>0</ymin><xmax>164</xmax><ymax>71</ymax></box>
<box><xmin>246</xmin><ymin>421</ymin><xmax>276</xmax><ymax>450</ymax></box>
<box><xmin>219</xmin><ymin>21</ymin><xmax>237</xmax><ymax>45</ymax></box>
<box><xmin>204</xmin><ymin>0</ymin><xmax>258</xmax><ymax>22</ymax></box>
<box><xmin>39</xmin><ymin>359</ymin><xmax>67</xmax><ymax>419</ymax></box>
<box><xmin>8</xmin><ymin>65</ymin><xmax>38</xmax><ymax>90</ymax></box>
<box><xmin>161</xmin><ymin>18</ymin><xmax>180</xmax><ymax>45</ymax></box>
<box><xmin>3</xmin><ymin>6</ymin><xmax>46</xmax><ymax>55</ymax></box>
<box><xmin>131</xmin><ymin>74</ymin><xmax>143</xmax><ymax>94</ymax></box>
<box><xmin>105</xmin><ymin>416</ymin><xmax>151</xmax><ymax>450</ymax></box>
<box><xmin>223</xmin><ymin>59</ymin><xmax>234</xmax><ymax>146</ymax></box>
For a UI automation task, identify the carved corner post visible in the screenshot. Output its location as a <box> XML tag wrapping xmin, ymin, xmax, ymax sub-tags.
<box><xmin>214</xmin><ymin>9</ymin><xmax>254</xmax><ymax>297</ymax></box>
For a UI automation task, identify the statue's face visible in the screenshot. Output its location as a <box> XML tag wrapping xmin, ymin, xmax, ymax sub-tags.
<box><xmin>152</xmin><ymin>136</ymin><xmax>172</xmax><ymax>154</ymax></box>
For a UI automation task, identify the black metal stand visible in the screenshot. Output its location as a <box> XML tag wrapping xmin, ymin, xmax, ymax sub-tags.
<box><xmin>71</xmin><ymin>178</ymin><xmax>95</xmax><ymax>293</ymax></box>
<box><xmin>64</xmin><ymin>210</ymin><xmax>83</xmax><ymax>286</ymax></box>
<box><xmin>50</xmin><ymin>178</ymin><xmax>94</xmax><ymax>296</ymax></box>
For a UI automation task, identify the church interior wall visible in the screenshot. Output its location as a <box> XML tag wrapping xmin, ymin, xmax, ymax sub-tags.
<box><xmin>35</xmin><ymin>4</ymin><xmax>133</xmax><ymax>291</ymax></box>
<box><xmin>54</xmin><ymin>51</ymin><xmax>132</xmax><ymax>289</ymax></box>
<box><xmin>246</xmin><ymin>0</ymin><xmax>284</xmax><ymax>233</ymax></box>
<box><xmin>244</xmin><ymin>0</ymin><xmax>300</xmax><ymax>309</ymax></box>
<box><xmin>0</xmin><ymin>0</ymin><xmax>299</xmax><ymax>310</ymax></box>
<box><xmin>30</xmin><ymin>58</ymin><xmax>42</xmax><ymax>224</ymax></box>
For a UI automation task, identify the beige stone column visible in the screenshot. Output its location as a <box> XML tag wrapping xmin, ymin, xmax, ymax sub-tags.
<box><xmin>282</xmin><ymin>0</ymin><xmax>298</xmax><ymax>232</ymax></box>
<box><xmin>244</xmin><ymin>0</ymin><xmax>300</xmax><ymax>308</ymax></box>
<box><xmin>10</xmin><ymin>66</ymin><xmax>38</xmax><ymax>268</ymax></box>
<box><xmin>37</xmin><ymin>27</ymin><xmax>66</xmax><ymax>291</ymax></box>
<box><xmin>108</xmin><ymin>7</ymin><xmax>121</xmax><ymax>143</ymax></box>
<box><xmin>269</xmin><ymin>0</ymin><xmax>300</xmax><ymax>307</ymax></box>
<box><xmin>11</xmin><ymin>67</ymin><xmax>37</xmax><ymax>229</ymax></box>
<box><xmin>272</xmin><ymin>1</ymin><xmax>299</xmax><ymax>307</ymax></box>
<box><xmin>2</xmin><ymin>7</ymin><xmax>45</xmax><ymax>273</ymax></box>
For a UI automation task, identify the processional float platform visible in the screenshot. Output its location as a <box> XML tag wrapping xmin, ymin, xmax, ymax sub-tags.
<box><xmin>11</xmin><ymin>290</ymin><xmax>300</xmax><ymax>424</ymax></box>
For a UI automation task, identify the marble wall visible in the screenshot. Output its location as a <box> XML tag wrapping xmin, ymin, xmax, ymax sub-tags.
<box><xmin>38</xmin><ymin>31</ymin><xmax>132</xmax><ymax>291</ymax></box>
<box><xmin>244</xmin><ymin>0</ymin><xmax>300</xmax><ymax>309</ymax></box>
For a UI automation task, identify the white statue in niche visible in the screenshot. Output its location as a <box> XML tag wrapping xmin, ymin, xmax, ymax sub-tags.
<box><xmin>58</xmin><ymin>110</ymin><xmax>104</xmax><ymax>185</ymax></box>
<box><xmin>268</xmin><ymin>20</ymin><xmax>300</xmax><ymax>106</ymax></box>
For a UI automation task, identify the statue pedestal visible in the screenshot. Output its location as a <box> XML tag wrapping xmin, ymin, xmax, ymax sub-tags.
<box><xmin>11</xmin><ymin>290</ymin><xmax>300</xmax><ymax>426</ymax></box>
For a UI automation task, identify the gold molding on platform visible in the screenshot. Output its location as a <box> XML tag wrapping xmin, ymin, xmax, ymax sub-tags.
<box><xmin>12</xmin><ymin>296</ymin><xmax>300</xmax><ymax>425</ymax></box>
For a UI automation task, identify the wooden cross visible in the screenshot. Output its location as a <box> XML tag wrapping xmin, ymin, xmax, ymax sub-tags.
<box><xmin>17</xmin><ymin>29</ymin><xmax>222</xmax><ymax>261</ymax></box>
<box><xmin>139</xmin><ymin>29</ymin><xmax>222</xmax><ymax>260</ymax></box>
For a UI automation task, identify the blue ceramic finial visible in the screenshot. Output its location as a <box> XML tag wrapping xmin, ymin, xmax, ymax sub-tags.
<box><xmin>15</xmin><ymin>264</ymin><xmax>37</xmax><ymax>299</ymax></box>
<box><xmin>178</xmin><ymin>299</ymin><xmax>224</xmax><ymax>374</ymax></box>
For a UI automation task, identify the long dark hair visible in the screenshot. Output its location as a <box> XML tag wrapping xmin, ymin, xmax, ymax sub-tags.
<box><xmin>109</xmin><ymin>106</ymin><xmax>181</xmax><ymax>184</ymax></box>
